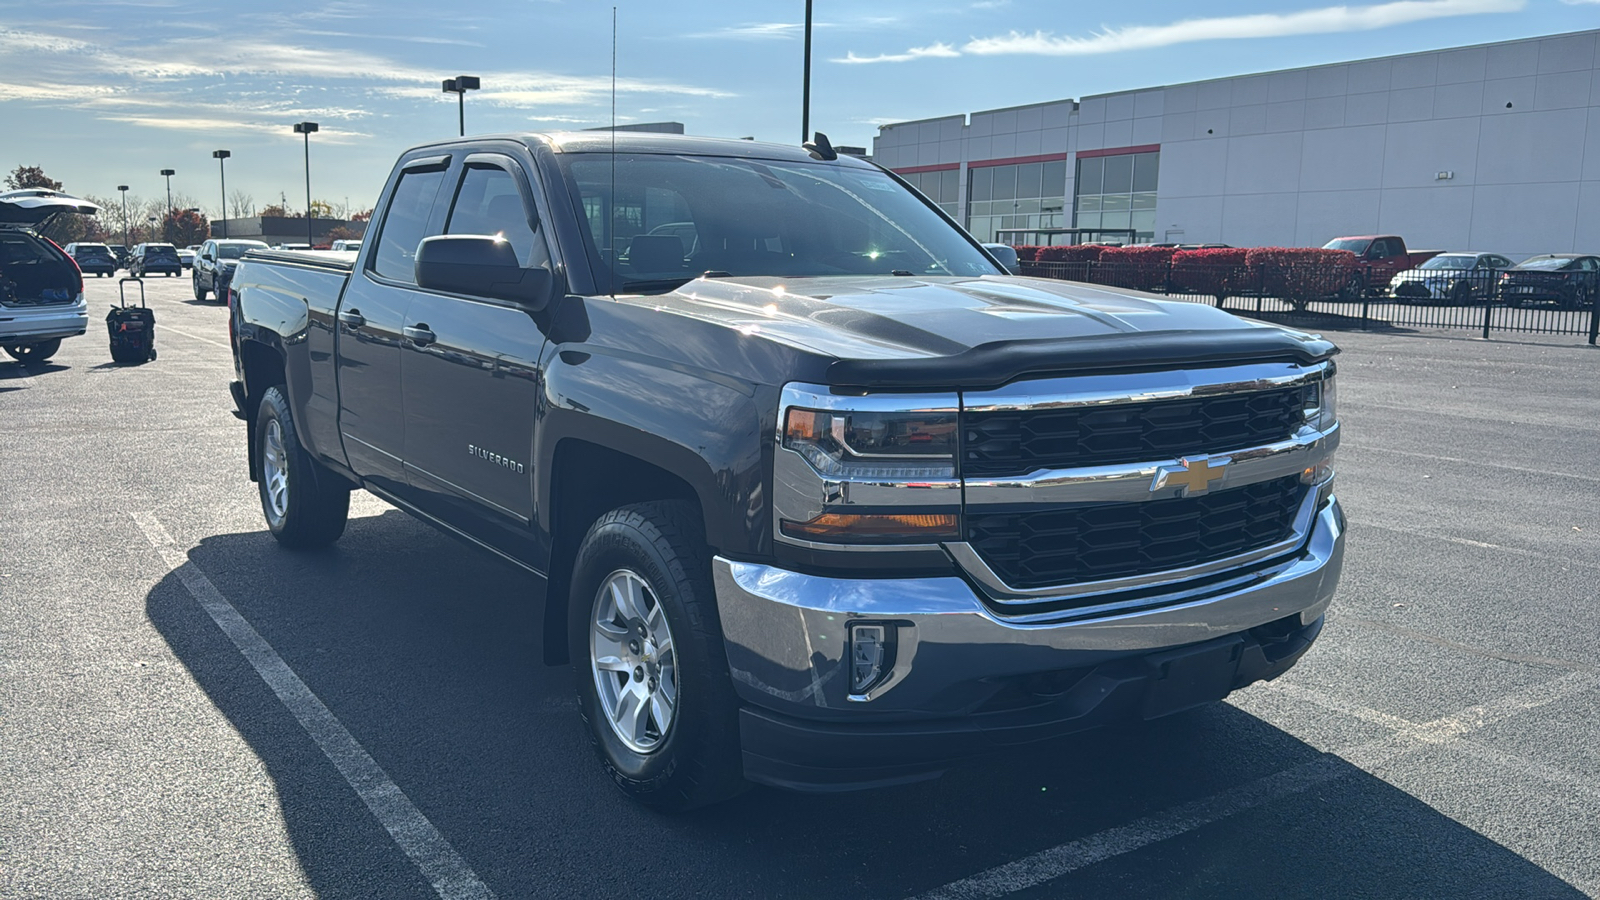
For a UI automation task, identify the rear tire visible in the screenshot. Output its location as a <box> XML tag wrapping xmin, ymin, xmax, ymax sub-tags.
<box><xmin>569</xmin><ymin>500</ymin><xmax>746</xmax><ymax>811</ymax></box>
<box><xmin>255</xmin><ymin>385</ymin><xmax>349</xmax><ymax>548</ymax></box>
<box><xmin>4</xmin><ymin>340</ymin><xmax>60</xmax><ymax>363</ymax></box>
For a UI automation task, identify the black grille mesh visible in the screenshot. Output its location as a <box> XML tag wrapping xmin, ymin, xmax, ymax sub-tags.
<box><xmin>967</xmin><ymin>475</ymin><xmax>1308</xmax><ymax>589</ymax></box>
<box><xmin>964</xmin><ymin>386</ymin><xmax>1307</xmax><ymax>477</ymax></box>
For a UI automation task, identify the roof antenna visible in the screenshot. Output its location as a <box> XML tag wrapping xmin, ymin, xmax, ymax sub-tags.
<box><xmin>609</xmin><ymin>5</ymin><xmax>617</xmax><ymax>299</ymax></box>
<box><xmin>803</xmin><ymin>131</ymin><xmax>837</xmax><ymax>161</ymax></box>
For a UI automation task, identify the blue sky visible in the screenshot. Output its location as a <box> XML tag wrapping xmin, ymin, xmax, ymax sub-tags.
<box><xmin>3</xmin><ymin>0</ymin><xmax>1596</xmax><ymax>219</ymax></box>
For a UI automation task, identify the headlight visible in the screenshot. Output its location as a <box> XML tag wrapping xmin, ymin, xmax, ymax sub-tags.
<box><xmin>1302</xmin><ymin>368</ymin><xmax>1337</xmax><ymax>433</ymax></box>
<box><xmin>778</xmin><ymin>405</ymin><xmax>960</xmax><ymax>544</ymax></box>
<box><xmin>782</xmin><ymin>407</ymin><xmax>957</xmax><ymax>479</ymax></box>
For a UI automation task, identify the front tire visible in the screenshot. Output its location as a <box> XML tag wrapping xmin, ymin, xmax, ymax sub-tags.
<box><xmin>193</xmin><ymin>274</ymin><xmax>208</xmax><ymax>301</ymax></box>
<box><xmin>255</xmin><ymin>385</ymin><xmax>349</xmax><ymax>548</ymax></box>
<box><xmin>569</xmin><ymin>500</ymin><xmax>745</xmax><ymax>811</ymax></box>
<box><xmin>4</xmin><ymin>339</ymin><xmax>61</xmax><ymax>363</ymax></box>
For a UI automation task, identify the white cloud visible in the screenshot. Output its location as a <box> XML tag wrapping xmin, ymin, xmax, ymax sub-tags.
<box><xmin>687</xmin><ymin>22</ymin><xmax>807</xmax><ymax>39</ymax></box>
<box><xmin>97</xmin><ymin>114</ymin><xmax>369</xmax><ymax>142</ymax></box>
<box><xmin>964</xmin><ymin>0</ymin><xmax>1525</xmax><ymax>55</ymax></box>
<box><xmin>832</xmin><ymin>43</ymin><xmax>962</xmax><ymax>64</ymax></box>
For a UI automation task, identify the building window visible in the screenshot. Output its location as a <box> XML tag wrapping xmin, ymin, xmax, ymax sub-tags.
<box><xmin>1073</xmin><ymin>151</ymin><xmax>1159</xmax><ymax>243</ymax></box>
<box><xmin>902</xmin><ymin>168</ymin><xmax>962</xmax><ymax>220</ymax></box>
<box><xmin>966</xmin><ymin>159</ymin><xmax>1067</xmax><ymax>243</ymax></box>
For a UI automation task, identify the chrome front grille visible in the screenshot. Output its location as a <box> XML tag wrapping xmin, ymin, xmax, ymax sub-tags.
<box><xmin>962</xmin><ymin>384</ymin><xmax>1309</xmax><ymax>477</ymax></box>
<box><xmin>966</xmin><ymin>475</ymin><xmax>1308</xmax><ymax>589</ymax></box>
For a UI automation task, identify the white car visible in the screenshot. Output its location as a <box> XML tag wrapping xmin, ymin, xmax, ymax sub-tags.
<box><xmin>178</xmin><ymin>248</ymin><xmax>197</xmax><ymax>269</ymax></box>
<box><xmin>0</xmin><ymin>189</ymin><xmax>95</xmax><ymax>363</ymax></box>
<box><xmin>1389</xmin><ymin>252</ymin><xmax>1514</xmax><ymax>304</ymax></box>
<box><xmin>329</xmin><ymin>239</ymin><xmax>362</xmax><ymax>252</ymax></box>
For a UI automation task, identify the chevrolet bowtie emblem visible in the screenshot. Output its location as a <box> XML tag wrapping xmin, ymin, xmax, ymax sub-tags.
<box><xmin>1151</xmin><ymin>455</ymin><xmax>1230</xmax><ymax>496</ymax></box>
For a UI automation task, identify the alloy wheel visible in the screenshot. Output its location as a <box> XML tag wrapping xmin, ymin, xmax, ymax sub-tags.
<box><xmin>590</xmin><ymin>569</ymin><xmax>678</xmax><ymax>754</ymax></box>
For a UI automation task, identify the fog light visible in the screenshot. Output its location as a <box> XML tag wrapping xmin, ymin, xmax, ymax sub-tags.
<box><xmin>849</xmin><ymin>624</ymin><xmax>889</xmax><ymax>695</ymax></box>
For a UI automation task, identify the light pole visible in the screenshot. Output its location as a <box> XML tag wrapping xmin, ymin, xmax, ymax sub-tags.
<box><xmin>117</xmin><ymin>185</ymin><xmax>130</xmax><ymax>251</ymax></box>
<box><xmin>801</xmin><ymin>0</ymin><xmax>813</xmax><ymax>141</ymax></box>
<box><xmin>159</xmin><ymin>168</ymin><xmax>175</xmax><ymax>242</ymax></box>
<box><xmin>441</xmin><ymin>76</ymin><xmax>480</xmax><ymax>136</ymax></box>
<box><xmin>212</xmin><ymin>150</ymin><xmax>231</xmax><ymax>238</ymax></box>
<box><xmin>293</xmin><ymin>122</ymin><xmax>318</xmax><ymax>247</ymax></box>
<box><xmin>146</xmin><ymin>216</ymin><xmax>158</xmax><ymax>244</ymax></box>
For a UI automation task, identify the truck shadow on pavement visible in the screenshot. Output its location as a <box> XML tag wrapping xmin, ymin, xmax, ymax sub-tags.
<box><xmin>146</xmin><ymin>510</ymin><xmax>1588</xmax><ymax>900</ymax></box>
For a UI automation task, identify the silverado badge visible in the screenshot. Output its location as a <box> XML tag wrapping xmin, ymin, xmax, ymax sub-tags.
<box><xmin>1151</xmin><ymin>455</ymin><xmax>1229</xmax><ymax>497</ymax></box>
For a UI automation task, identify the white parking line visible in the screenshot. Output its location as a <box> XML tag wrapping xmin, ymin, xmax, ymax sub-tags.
<box><xmin>1341</xmin><ymin>444</ymin><xmax>1600</xmax><ymax>485</ymax></box>
<box><xmin>910</xmin><ymin>672</ymin><xmax>1600</xmax><ymax>899</ymax></box>
<box><xmin>158</xmin><ymin>324</ymin><xmax>231</xmax><ymax>349</ymax></box>
<box><xmin>132</xmin><ymin>512</ymin><xmax>496</xmax><ymax>900</ymax></box>
<box><xmin>1360</xmin><ymin>521</ymin><xmax>1600</xmax><ymax>572</ymax></box>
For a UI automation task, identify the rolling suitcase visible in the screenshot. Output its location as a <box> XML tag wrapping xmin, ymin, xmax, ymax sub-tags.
<box><xmin>108</xmin><ymin>277</ymin><xmax>156</xmax><ymax>364</ymax></box>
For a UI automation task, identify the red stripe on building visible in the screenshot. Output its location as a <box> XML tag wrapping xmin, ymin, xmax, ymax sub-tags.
<box><xmin>966</xmin><ymin>152</ymin><xmax>1070</xmax><ymax>169</ymax></box>
<box><xmin>893</xmin><ymin>163</ymin><xmax>960</xmax><ymax>174</ymax></box>
<box><xmin>1074</xmin><ymin>144</ymin><xmax>1160</xmax><ymax>159</ymax></box>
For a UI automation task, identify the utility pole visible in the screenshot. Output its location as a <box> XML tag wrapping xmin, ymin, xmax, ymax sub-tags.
<box><xmin>159</xmin><ymin>169</ymin><xmax>175</xmax><ymax>242</ymax></box>
<box><xmin>801</xmin><ymin>0</ymin><xmax>813</xmax><ymax>142</ymax></box>
<box><xmin>212</xmin><ymin>151</ymin><xmax>231</xmax><ymax>238</ymax></box>
<box><xmin>293</xmin><ymin>122</ymin><xmax>319</xmax><ymax>247</ymax></box>
<box><xmin>117</xmin><ymin>185</ymin><xmax>130</xmax><ymax>251</ymax></box>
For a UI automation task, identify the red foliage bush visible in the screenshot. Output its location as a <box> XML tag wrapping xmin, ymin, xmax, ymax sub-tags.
<box><xmin>1170</xmin><ymin>247</ymin><xmax>1250</xmax><ymax>301</ymax></box>
<box><xmin>1012</xmin><ymin>245</ymin><xmax>1043</xmax><ymax>262</ymax></box>
<box><xmin>1094</xmin><ymin>245</ymin><xmax>1178</xmax><ymax>291</ymax></box>
<box><xmin>1246</xmin><ymin>247</ymin><xmax>1358</xmax><ymax>308</ymax></box>
<box><xmin>1036</xmin><ymin>244</ymin><xmax>1104</xmax><ymax>263</ymax></box>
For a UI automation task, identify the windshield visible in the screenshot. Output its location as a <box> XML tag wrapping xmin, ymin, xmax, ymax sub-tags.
<box><xmin>1420</xmin><ymin>255</ymin><xmax>1474</xmax><ymax>270</ymax></box>
<box><xmin>218</xmin><ymin>242</ymin><xmax>267</xmax><ymax>259</ymax></box>
<box><xmin>1516</xmin><ymin>257</ymin><xmax>1572</xmax><ymax>271</ymax></box>
<box><xmin>560</xmin><ymin>153</ymin><xmax>998</xmax><ymax>292</ymax></box>
<box><xmin>75</xmin><ymin>245</ymin><xmax>112</xmax><ymax>257</ymax></box>
<box><xmin>1322</xmin><ymin>238</ymin><xmax>1370</xmax><ymax>253</ymax></box>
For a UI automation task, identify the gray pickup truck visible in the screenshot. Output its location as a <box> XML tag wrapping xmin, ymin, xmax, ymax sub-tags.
<box><xmin>228</xmin><ymin>132</ymin><xmax>1345</xmax><ymax>809</ymax></box>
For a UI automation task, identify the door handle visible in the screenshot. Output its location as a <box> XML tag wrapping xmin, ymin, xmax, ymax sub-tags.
<box><xmin>403</xmin><ymin>324</ymin><xmax>437</xmax><ymax>346</ymax></box>
<box><xmin>338</xmin><ymin>308</ymin><xmax>365</xmax><ymax>327</ymax></box>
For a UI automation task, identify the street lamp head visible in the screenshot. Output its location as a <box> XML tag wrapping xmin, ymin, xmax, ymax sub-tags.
<box><xmin>160</xmin><ymin>168</ymin><xmax>175</xmax><ymax>177</ymax></box>
<box><xmin>442</xmin><ymin>78</ymin><xmax>457</xmax><ymax>93</ymax></box>
<box><xmin>456</xmin><ymin>75</ymin><xmax>480</xmax><ymax>91</ymax></box>
<box><xmin>293</xmin><ymin>121</ymin><xmax>319</xmax><ymax>134</ymax></box>
<box><xmin>117</xmin><ymin>185</ymin><xmax>129</xmax><ymax>192</ymax></box>
<box><xmin>212</xmin><ymin>150</ymin><xmax>231</xmax><ymax>160</ymax></box>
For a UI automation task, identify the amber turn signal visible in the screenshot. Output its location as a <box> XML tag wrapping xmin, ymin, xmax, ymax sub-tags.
<box><xmin>780</xmin><ymin>512</ymin><xmax>959</xmax><ymax>542</ymax></box>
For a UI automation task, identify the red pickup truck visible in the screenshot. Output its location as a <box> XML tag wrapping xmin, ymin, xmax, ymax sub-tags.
<box><xmin>1323</xmin><ymin>235</ymin><xmax>1441</xmax><ymax>297</ymax></box>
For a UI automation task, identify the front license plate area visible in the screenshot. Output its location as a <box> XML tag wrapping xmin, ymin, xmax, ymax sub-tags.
<box><xmin>1140</xmin><ymin>636</ymin><xmax>1245</xmax><ymax>720</ymax></box>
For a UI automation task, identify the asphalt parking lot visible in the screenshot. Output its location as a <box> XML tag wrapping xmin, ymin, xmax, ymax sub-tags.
<box><xmin>2</xmin><ymin>274</ymin><xmax>1598</xmax><ymax>899</ymax></box>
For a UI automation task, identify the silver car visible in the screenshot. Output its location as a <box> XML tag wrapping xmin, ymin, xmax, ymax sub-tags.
<box><xmin>1389</xmin><ymin>252</ymin><xmax>1514</xmax><ymax>304</ymax></box>
<box><xmin>0</xmin><ymin>189</ymin><xmax>96</xmax><ymax>363</ymax></box>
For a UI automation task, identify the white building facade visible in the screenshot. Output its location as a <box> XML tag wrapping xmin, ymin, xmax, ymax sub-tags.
<box><xmin>872</xmin><ymin>29</ymin><xmax>1600</xmax><ymax>260</ymax></box>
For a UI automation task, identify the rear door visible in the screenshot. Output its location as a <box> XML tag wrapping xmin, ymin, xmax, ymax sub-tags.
<box><xmin>334</xmin><ymin>154</ymin><xmax>450</xmax><ymax>493</ymax></box>
<box><xmin>399</xmin><ymin>148</ymin><xmax>554</xmax><ymax>556</ymax></box>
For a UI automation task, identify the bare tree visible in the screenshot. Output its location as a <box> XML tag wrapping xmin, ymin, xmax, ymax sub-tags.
<box><xmin>228</xmin><ymin>189</ymin><xmax>254</xmax><ymax>219</ymax></box>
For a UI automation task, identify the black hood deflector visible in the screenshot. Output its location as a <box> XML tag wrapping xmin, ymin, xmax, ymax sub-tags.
<box><xmin>825</xmin><ymin>327</ymin><xmax>1338</xmax><ymax>390</ymax></box>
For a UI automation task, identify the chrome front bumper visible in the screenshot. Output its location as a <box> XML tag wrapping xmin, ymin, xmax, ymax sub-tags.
<box><xmin>715</xmin><ymin>496</ymin><xmax>1344</xmax><ymax>719</ymax></box>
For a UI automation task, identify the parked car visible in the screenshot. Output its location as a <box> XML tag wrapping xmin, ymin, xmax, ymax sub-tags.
<box><xmin>1498</xmin><ymin>255</ymin><xmax>1600</xmax><ymax>308</ymax></box>
<box><xmin>107</xmin><ymin>245</ymin><xmax>130</xmax><ymax>268</ymax></box>
<box><xmin>270</xmin><ymin>242</ymin><xmax>312</xmax><ymax>251</ymax></box>
<box><xmin>192</xmin><ymin>238</ymin><xmax>269</xmax><ymax>301</ymax></box>
<box><xmin>981</xmin><ymin>242</ymin><xmax>1020</xmax><ymax>274</ymax></box>
<box><xmin>1389</xmin><ymin>252</ymin><xmax>1515</xmax><ymax>304</ymax></box>
<box><xmin>329</xmin><ymin>239</ymin><xmax>362</xmax><ymax>252</ymax></box>
<box><xmin>178</xmin><ymin>248</ymin><xmax>197</xmax><ymax>269</ymax></box>
<box><xmin>1323</xmin><ymin>235</ymin><xmax>1441</xmax><ymax>297</ymax></box>
<box><xmin>0</xmin><ymin>189</ymin><xmax>94</xmax><ymax>363</ymax></box>
<box><xmin>64</xmin><ymin>242</ymin><xmax>119</xmax><ymax>278</ymax></box>
<box><xmin>129</xmin><ymin>242</ymin><xmax>182</xmax><ymax>277</ymax></box>
<box><xmin>228</xmin><ymin>131</ymin><xmax>1345</xmax><ymax>809</ymax></box>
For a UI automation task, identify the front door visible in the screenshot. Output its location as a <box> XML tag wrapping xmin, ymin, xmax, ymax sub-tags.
<box><xmin>400</xmin><ymin>152</ymin><xmax>552</xmax><ymax>558</ymax></box>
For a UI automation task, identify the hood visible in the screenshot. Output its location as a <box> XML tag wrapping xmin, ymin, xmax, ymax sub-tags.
<box><xmin>630</xmin><ymin>274</ymin><xmax>1336</xmax><ymax>389</ymax></box>
<box><xmin>0</xmin><ymin>189</ymin><xmax>99</xmax><ymax>226</ymax></box>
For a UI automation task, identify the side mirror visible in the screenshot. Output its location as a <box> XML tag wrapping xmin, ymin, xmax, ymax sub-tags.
<box><xmin>414</xmin><ymin>234</ymin><xmax>553</xmax><ymax>309</ymax></box>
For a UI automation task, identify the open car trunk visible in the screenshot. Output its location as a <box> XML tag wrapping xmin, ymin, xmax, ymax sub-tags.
<box><xmin>1</xmin><ymin>229</ymin><xmax>82</xmax><ymax>308</ymax></box>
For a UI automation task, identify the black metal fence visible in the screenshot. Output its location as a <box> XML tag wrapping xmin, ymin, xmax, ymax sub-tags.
<box><xmin>1019</xmin><ymin>260</ymin><xmax>1600</xmax><ymax>344</ymax></box>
